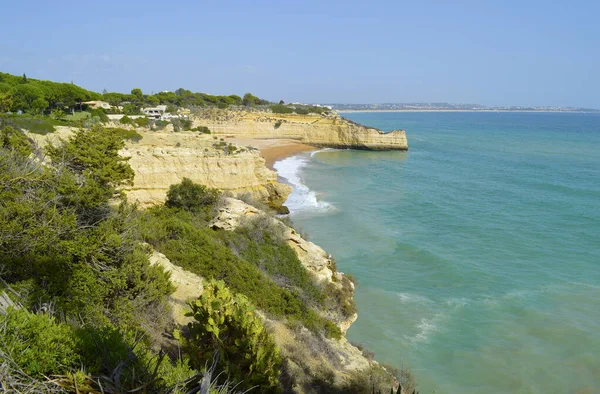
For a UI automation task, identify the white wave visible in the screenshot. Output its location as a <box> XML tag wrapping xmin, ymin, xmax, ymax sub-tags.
<box><xmin>409</xmin><ymin>316</ymin><xmax>441</xmax><ymax>344</ymax></box>
<box><xmin>397</xmin><ymin>292</ymin><xmax>433</xmax><ymax>304</ymax></box>
<box><xmin>273</xmin><ymin>155</ymin><xmax>334</xmax><ymax>213</ymax></box>
<box><xmin>310</xmin><ymin>147</ymin><xmax>340</xmax><ymax>157</ymax></box>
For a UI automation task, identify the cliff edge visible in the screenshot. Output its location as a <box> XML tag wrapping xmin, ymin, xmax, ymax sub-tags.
<box><xmin>192</xmin><ymin>108</ymin><xmax>409</xmax><ymax>150</ymax></box>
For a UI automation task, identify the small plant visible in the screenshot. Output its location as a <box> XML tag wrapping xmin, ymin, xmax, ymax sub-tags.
<box><xmin>274</xmin><ymin>120</ymin><xmax>282</xmax><ymax>129</ymax></box>
<box><xmin>177</xmin><ymin>280</ymin><xmax>282</xmax><ymax>392</ymax></box>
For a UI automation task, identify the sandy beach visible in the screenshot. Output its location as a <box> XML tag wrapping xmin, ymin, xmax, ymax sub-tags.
<box><xmin>229</xmin><ymin>137</ymin><xmax>317</xmax><ymax>169</ymax></box>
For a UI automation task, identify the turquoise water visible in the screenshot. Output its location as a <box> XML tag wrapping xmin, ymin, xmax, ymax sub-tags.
<box><xmin>274</xmin><ymin>112</ymin><xmax>600</xmax><ymax>394</ymax></box>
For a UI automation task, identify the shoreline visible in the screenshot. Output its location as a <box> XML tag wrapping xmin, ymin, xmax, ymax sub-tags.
<box><xmin>337</xmin><ymin>109</ymin><xmax>597</xmax><ymax>113</ymax></box>
<box><xmin>229</xmin><ymin>137</ymin><xmax>317</xmax><ymax>170</ymax></box>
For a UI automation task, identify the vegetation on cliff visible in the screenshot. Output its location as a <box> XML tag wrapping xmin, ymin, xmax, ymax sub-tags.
<box><xmin>0</xmin><ymin>118</ymin><xmax>410</xmax><ymax>392</ymax></box>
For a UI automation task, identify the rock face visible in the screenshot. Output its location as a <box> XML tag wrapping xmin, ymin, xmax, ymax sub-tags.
<box><xmin>148</xmin><ymin>247</ymin><xmax>203</xmax><ymax>326</ymax></box>
<box><xmin>193</xmin><ymin>108</ymin><xmax>408</xmax><ymax>150</ymax></box>
<box><xmin>120</xmin><ymin>131</ymin><xmax>292</xmax><ymax>208</ymax></box>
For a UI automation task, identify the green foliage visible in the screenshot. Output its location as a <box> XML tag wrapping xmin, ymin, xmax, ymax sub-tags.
<box><xmin>165</xmin><ymin>178</ymin><xmax>219</xmax><ymax>212</ymax></box>
<box><xmin>2</xmin><ymin>114</ymin><xmax>57</xmax><ymax>134</ymax></box>
<box><xmin>191</xmin><ymin>125</ymin><xmax>211</xmax><ymax>134</ymax></box>
<box><xmin>274</xmin><ymin>120</ymin><xmax>283</xmax><ymax>129</ymax></box>
<box><xmin>0</xmin><ymin>90</ymin><xmax>14</xmax><ymax>113</ymax></box>
<box><xmin>120</xmin><ymin>115</ymin><xmax>133</xmax><ymax>125</ymax></box>
<box><xmin>1</xmin><ymin>124</ymin><xmax>34</xmax><ymax>156</ymax></box>
<box><xmin>123</xmin><ymin>103</ymin><xmax>141</xmax><ymax>115</ymax></box>
<box><xmin>179</xmin><ymin>280</ymin><xmax>282</xmax><ymax>392</ymax></box>
<box><xmin>141</xmin><ymin>207</ymin><xmax>341</xmax><ymax>339</ymax></box>
<box><xmin>213</xmin><ymin>140</ymin><xmax>238</xmax><ymax>155</ymax></box>
<box><xmin>105</xmin><ymin>127</ymin><xmax>143</xmax><ymax>143</ymax></box>
<box><xmin>47</xmin><ymin>126</ymin><xmax>135</xmax><ymax>212</ymax></box>
<box><xmin>89</xmin><ymin>108</ymin><xmax>109</xmax><ymax>122</ymax></box>
<box><xmin>0</xmin><ymin>308</ymin><xmax>79</xmax><ymax>377</ymax></box>
<box><xmin>154</xmin><ymin>119</ymin><xmax>169</xmax><ymax>129</ymax></box>
<box><xmin>269</xmin><ymin>104</ymin><xmax>294</xmax><ymax>114</ymax></box>
<box><xmin>134</xmin><ymin>116</ymin><xmax>150</xmax><ymax>127</ymax></box>
<box><xmin>242</xmin><ymin>92</ymin><xmax>270</xmax><ymax>106</ymax></box>
<box><xmin>0</xmin><ymin>72</ymin><xmax>98</xmax><ymax>113</ymax></box>
<box><xmin>171</xmin><ymin>118</ymin><xmax>192</xmax><ymax>132</ymax></box>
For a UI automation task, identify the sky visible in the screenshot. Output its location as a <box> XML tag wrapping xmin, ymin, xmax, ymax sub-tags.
<box><xmin>1</xmin><ymin>0</ymin><xmax>599</xmax><ymax>108</ymax></box>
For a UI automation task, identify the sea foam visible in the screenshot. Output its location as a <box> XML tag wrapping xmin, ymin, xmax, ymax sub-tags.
<box><xmin>273</xmin><ymin>154</ymin><xmax>334</xmax><ymax>213</ymax></box>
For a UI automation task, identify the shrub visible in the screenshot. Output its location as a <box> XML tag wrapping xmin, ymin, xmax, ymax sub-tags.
<box><xmin>154</xmin><ymin>120</ymin><xmax>169</xmax><ymax>130</ymax></box>
<box><xmin>191</xmin><ymin>125</ymin><xmax>211</xmax><ymax>134</ymax></box>
<box><xmin>165</xmin><ymin>178</ymin><xmax>219</xmax><ymax>212</ymax></box>
<box><xmin>89</xmin><ymin>108</ymin><xmax>109</xmax><ymax>123</ymax></box>
<box><xmin>134</xmin><ymin>117</ymin><xmax>150</xmax><ymax>127</ymax></box>
<box><xmin>0</xmin><ymin>308</ymin><xmax>79</xmax><ymax>377</ymax></box>
<box><xmin>177</xmin><ymin>280</ymin><xmax>282</xmax><ymax>392</ymax></box>
<box><xmin>274</xmin><ymin>120</ymin><xmax>282</xmax><ymax>129</ymax></box>
<box><xmin>269</xmin><ymin>104</ymin><xmax>294</xmax><ymax>114</ymax></box>
<box><xmin>120</xmin><ymin>115</ymin><xmax>133</xmax><ymax>125</ymax></box>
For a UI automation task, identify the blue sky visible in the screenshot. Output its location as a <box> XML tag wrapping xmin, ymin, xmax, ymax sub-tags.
<box><xmin>1</xmin><ymin>0</ymin><xmax>599</xmax><ymax>107</ymax></box>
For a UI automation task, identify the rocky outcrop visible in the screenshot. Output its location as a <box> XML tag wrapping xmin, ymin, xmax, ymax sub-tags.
<box><xmin>193</xmin><ymin>108</ymin><xmax>408</xmax><ymax>150</ymax></box>
<box><xmin>211</xmin><ymin>198</ymin><xmax>341</xmax><ymax>286</ymax></box>
<box><xmin>120</xmin><ymin>131</ymin><xmax>292</xmax><ymax>208</ymax></box>
<box><xmin>148</xmin><ymin>247</ymin><xmax>203</xmax><ymax>326</ymax></box>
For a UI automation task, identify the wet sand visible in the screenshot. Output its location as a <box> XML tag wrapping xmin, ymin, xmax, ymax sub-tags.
<box><xmin>230</xmin><ymin>138</ymin><xmax>317</xmax><ymax>169</ymax></box>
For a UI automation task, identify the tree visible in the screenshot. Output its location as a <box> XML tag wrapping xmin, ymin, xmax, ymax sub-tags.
<box><xmin>279</xmin><ymin>100</ymin><xmax>285</xmax><ymax>105</ymax></box>
<box><xmin>46</xmin><ymin>126</ymin><xmax>135</xmax><ymax>217</ymax></box>
<box><xmin>131</xmin><ymin>88</ymin><xmax>143</xmax><ymax>103</ymax></box>
<box><xmin>0</xmin><ymin>91</ymin><xmax>13</xmax><ymax>113</ymax></box>
<box><xmin>31</xmin><ymin>97</ymin><xmax>48</xmax><ymax>114</ymax></box>
<box><xmin>123</xmin><ymin>103</ymin><xmax>141</xmax><ymax>115</ymax></box>
<box><xmin>13</xmin><ymin>84</ymin><xmax>44</xmax><ymax>110</ymax></box>
<box><xmin>22</xmin><ymin>73</ymin><xmax>28</xmax><ymax>83</ymax></box>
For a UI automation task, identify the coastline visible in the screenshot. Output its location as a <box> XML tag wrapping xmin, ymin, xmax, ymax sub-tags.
<box><xmin>337</xmin><ymin>109</ymin><xmax>597</xmax><ymax>113</ymax></box>
<box><xmin>230</xmin><ymin>137</ymin><xmax>317</xmax><ymax>169</ymax></box>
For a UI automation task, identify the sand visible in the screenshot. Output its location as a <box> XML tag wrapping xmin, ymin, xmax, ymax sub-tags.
<box><xmin>229</xmin><ymin>137</ymin><xmax>317</xmax><ymax>169</ymax></box>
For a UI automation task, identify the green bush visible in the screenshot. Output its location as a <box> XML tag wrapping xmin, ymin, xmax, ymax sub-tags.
<box><xmin>165</xmin><ymin>178</ymin><xmax>219</xmax><ymax>211</ymax></box>
<box><xmin>192</xmin><ymin>125</ymin><xmax>211</xmax><ymax>134</ymax></box>
<box><xmin>178</xmin><ymin>280</ymin><xmax>282</xmax><ymax>392</ymax></box>
<box><xmin>154</xmin><ymin>119</ymin><xmax>169</xmax><ymax>130</ymax></box>
<box><xmin>134</xmin><ymin>116</ymin><xmax>150</xmax><ymax>127</ymax></box>
<box><xmin>105</xmin><ymin>127</ymin><xmax>143</xmax><ymax>143</ymax></box>
<box><xmin>274</xmin><ymin>120</ymin><xmax>282</xmax><ymax>129</ymax></box>
<box><xmin>120</xmin><ymin>115</ymin><xmax>133</xmax><ymax>125</ymax></box>
<box><xmin>1</xmin><ymin>124</ymin><xmax>33</xmax><ymax>156</ymax></box>
<box><xmin>269</xmin><ymin>104</ymin><xmax>294</xmax><ymax>114</ymax></box>
<box><xmin>89</xmin><ymin>108</ymin><xmax>109</xmax><ymax>123</ymax></box>
<box><xmin>0</xmin><ymin>308</ymin><xmax>79</xmax><ymax>377</ymax></box>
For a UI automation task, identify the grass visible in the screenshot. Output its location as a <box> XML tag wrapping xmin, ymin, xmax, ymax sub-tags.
<box><xmin>64</xmin><ymin>111</ymin><xmax>91</xmax><ymax>122</ymax></box>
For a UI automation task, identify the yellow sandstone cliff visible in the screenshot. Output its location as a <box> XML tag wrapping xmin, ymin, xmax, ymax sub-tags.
<box><xmin>192</xmin><ymin>108</ymin><xmax>409</xmax><ymax>150</ymax></box>
<box><xmin>120</xmin><ymin>131</ymin><xmax>292</xmax><ymax>208</ymax></box>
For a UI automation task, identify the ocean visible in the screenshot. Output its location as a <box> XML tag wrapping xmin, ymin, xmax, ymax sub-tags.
<box><xmin>273</xmin><ymin>112</ymin><xmax>600</xmax><ymax>394</ymax></box>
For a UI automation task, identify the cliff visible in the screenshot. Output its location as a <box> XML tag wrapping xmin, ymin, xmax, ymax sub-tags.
<box><xmin>192</xmin><ymin>108</ymin><xmax>409</xmax><ymax>150</ymax></box>
<box><xmin>151</xmin><ymin>197</ymin><xmax>381</xmax><ymax>392</ymax></box>
<box><xmin>119</xmin><ymin>131</ymin><xmax>292</xmax><ymax>208</ymax></box>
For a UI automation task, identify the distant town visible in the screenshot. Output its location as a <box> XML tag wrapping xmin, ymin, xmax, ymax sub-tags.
<box><xmin>326</xmin><ymin>102</ymin><xmax>600</xmax><ymax>113</ymax></box>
